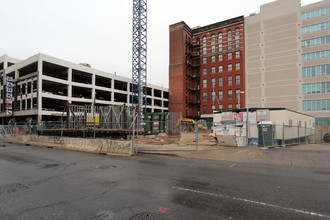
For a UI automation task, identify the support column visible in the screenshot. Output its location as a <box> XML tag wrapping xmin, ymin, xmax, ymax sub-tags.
<box><xmin>37</xmin><ymin>56</ymin><xmax>43</xmax><ymax>123</ymax></box>
<box><xmin>68</xmin><ymin>68</ymin><xmax>72</xmax><ymax>103</ymax></box>
<box><xmin>111</xmin><ymin>79</ymin><xmax>114</xmax><ymax>103</ymax></box>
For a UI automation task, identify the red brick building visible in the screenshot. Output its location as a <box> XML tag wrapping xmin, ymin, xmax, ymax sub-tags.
<box><xmin>169</xmin><ymin>16</ymin><xmax>245</xmax><ymax>119</ymax></box>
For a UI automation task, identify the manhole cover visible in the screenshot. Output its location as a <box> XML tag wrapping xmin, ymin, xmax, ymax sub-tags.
<box><xmin>96</xmin><ymin>165</ymin><xmax>117</xmax><ymax>169</ymax></box>
<box><xmin>129</xmin><ymin>212</ymin><xmax>168</xmax><ymax>220</ymax></box>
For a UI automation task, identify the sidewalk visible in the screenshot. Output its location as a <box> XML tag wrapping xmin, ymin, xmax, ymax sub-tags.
<box><xmin>138</xmin><ymin>143</ymin><xmax>330</xmax><ymax>168</ymax></box>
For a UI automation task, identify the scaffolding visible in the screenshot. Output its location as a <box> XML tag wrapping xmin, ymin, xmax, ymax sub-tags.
<box><xmin>66</xmin><ymin>103</ymin><xmax>137</xmax><ymax>130</ymax></box>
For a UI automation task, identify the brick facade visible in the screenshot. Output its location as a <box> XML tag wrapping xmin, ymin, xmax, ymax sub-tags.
<box><xmin>169</xmin><ymin>17</ymin><xmax>245</xmax><ymax>118</ymax></box>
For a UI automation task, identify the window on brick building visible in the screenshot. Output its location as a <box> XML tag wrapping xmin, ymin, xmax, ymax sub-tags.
<box><xmin>228</xmin><ymin>41</ymin><xmax>232</xmax><ymax>50</ymax></box>
<box><xmin>211</xmin><ymin>66</ymin><xmax>216</xmax><ymax>74</ymax></box>
<box><xmin>219</xmin><ymin>91</ymin><xmax>223</xmax><ymax>100</ymax></box>
<box><xmin>235</xmin><ymin>51</ymin><xmax>240</xmax><ymax>58</ymax></box>
<box><xmin>228</xmin><ymin>52</ymin><xmax>232</xmax><ymax>60</ymax></box>
<box><xmin>228</xmin><ymin>90</ymin><xmax>233</xmax><ymax>99</ymax></box>
<box><xmin>203</xmin><ymin>57</ymin><xmax>207</xmax><ymax>64</ymax></box>
<box><xmin>228</xmin><ymin>30</ymin><xmax>232</xmax><ymax>38</ymax></box>
<box><xmin>236</xmin><ymin>103</ymin><xmax>239</xmax><ymax>109</ymax></box>
<box><xmin>203</xmin><ymin>92</ymin><xmax>207</xmax><ymax>101</ymax></box>
<box><xmin>236</xmin><ymin>89</ymin><xmax>241</xmax><ymax>100</ymax></box>
<box><xmin>236</xmin><ymin>62</ymin><xmax>240</xmax><ymax>70</ymax></box>
<box><xmin>218</xmin><ymin>32</ymin><xmax>223</xmax><ymax>40</ymax></box>
<box><xmin>203</xmin><ymin>68</ymin><xmax>207</xmax><ymax>75</ymax></box>
<box><xmin>212</xmin><ymin>91</ymin><xmax>216</xmax><ymax>101</ymax></box>
<box><xmin>228</xmin><ymin>104</ymin><xmax>233</xmax><ymax>110</ymax></box>
<box><xmin>219</xmin><ymin>43</ymin><xmax>223</xmax><ymax>52</ymax></box>
<box><xmin>219</xmin><ymin>104</ymin><xmax>223</xmax><ymax>111</ymax></box>
<box><xmin>228</xmin><ymin>76</ymin><xmax>232</xmax><ymax>85</ymax></box>
<box><xmin>236</xmin><ymin>75</ymin><xmax>240</xmax><ymax>85</ymax></box>
<box><xmin>235</xmin><ymin>39</ymin><xmax>240</xmax><ymax>48</ymax></box>
<box><xmin>228</xmin><ymin>64</ymin><xmax>232</xmax><ymax>71</ymax></box>
<box><xmin>235</xmin><ymin>28</ymin><xmax>240</xmax><ymax>37</ymax></box>
<box><xmin>211</xmin><ymin>45</ymin><xmax>215</xmax><ymax>53</ymax></box>
<box><xmin>203</xmin><ymin>79</ymin><xmax>207</xmax><ymax>88</ymax></box>
<box><xmin>196</xmin><ymin>38</ymin><xmax>200</xmax><ymax>45</ymax></box>
<box><xmin>203</xmin><ymin>47</ymin><xmax>206</xmax><ymax>55</ymax></box>
<box><xmin>203</xmin><ymin>36</ymin><xmax>207</xmax><ymax>44</ymax></box>
<box><xmin>211</xmin><ymin>34</ymin><xmax>215</xmax><ymax>41</ymax></box>
<box><xmin>203</xmin><ymin>105</ymin><xmax>207</xmax><ymax>114</ymax></box>
<box><xmin>211</xmin><ymin>56</ymin><xmax>215</xmax><ymax>63</ymax></box>
<box><xmin>212</xmin><ymin>105</ymin><xmax>216</xmax><ymax>112</ymax></box>
<box><xmin>218</xmin><ymin>65</ymin><xmax>223</xmax><ymax>73</ymax></box>
<box><xmin>211</xmin><ymin>78</ymin><xmax>216</xmax><ymax>87</ymax></box>
<box><xmin>218</xmin><ymin>77</ymin><xmax>223</xmax><ymax>87</ymax></box>
<box><xmin>218</xmin><ymin>54</ymin><xmax>223</xmax><ymax>61</ymax></box>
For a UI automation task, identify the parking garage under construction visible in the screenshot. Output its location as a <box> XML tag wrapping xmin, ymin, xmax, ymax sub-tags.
<box><xmin>0</xmin><ymin>53</ymin><xmax>170</xmax><ymax>137</ymax></box>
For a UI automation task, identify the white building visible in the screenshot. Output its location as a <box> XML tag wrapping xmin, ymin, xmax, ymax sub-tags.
<box><xmin>0</xmin><ymin>53</ymin><xmax>169</xmax><ymax>123</ymax></box>
<box><xmin>244</xmin><ymin>0</ymin><xmax>330</xmax><ymax>127</ymax></box>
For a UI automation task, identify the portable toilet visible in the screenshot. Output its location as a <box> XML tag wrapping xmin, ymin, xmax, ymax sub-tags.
<box><xmin>258</xmin><ymin>121</ymin><xmax>275</xmax><ymax>147</ymax></box>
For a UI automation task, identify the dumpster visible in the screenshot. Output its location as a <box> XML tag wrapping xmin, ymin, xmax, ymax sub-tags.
<box><xmin>144</xmin><ymin>113</ymin><xmax>167</xmax><ymax>134</ymax></box>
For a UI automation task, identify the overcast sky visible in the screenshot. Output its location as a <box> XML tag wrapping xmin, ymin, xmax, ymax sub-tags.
<box><xmin>0</xmin><ymin>0</ymin><xmax>319</xmax><ymax>88</ymax></box>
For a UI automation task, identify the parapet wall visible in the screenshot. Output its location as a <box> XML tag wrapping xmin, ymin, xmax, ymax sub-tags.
<box><xmin>4</xmin><ymin>135</ymin><xmax>133</xmax><ymax>156</ymax></box>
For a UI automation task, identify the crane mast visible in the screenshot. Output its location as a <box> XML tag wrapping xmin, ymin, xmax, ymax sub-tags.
<box><xmin>132</xmin><ymin>0</ymin><xmax>147</xmax><ymax>127</ymax></box>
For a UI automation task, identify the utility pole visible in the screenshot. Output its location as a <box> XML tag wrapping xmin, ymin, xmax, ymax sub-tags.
<box><xmin>132</xmin><ymin>0</ymin><xmax>147</xmax><ymax>128</ymax></box>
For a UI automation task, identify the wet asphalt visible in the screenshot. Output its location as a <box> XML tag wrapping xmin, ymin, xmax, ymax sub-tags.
<box><xmin>0</xmin><ymin>144</ymin><xmax>330</xmax><ymax>220</ymax></box>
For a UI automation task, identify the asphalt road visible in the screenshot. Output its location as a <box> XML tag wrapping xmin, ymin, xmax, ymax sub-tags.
<box><xmin>0</xmin><ymin>144</ymin><xmax>330</xmax><ymax>220</ymax></box>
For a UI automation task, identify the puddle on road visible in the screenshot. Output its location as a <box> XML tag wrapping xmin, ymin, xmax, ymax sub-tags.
<box><xmin>42</xmin><ymin>163</ymin><xmax>60</xmax><ymax>168</ymax></box>
<box><xmin>96</xmin><ymin>164</ymin><xmax>117</xmax><ymax>169</ymax></box>
<box><xmin>314</xmin><ymin>170</ymin><xmax>330</xmax><ymax>175</ymax></box>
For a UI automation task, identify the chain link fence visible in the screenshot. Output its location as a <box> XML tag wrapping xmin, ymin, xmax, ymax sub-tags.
<box><xmin>1</xmin><ymin>114</ymin><xmax>328</xmax><ymax>148</ymax></box>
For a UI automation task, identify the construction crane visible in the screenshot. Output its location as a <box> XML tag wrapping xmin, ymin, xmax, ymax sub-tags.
<box><xmin>132</xmin><ymin>0</ymin><xmax>147</xmax><ymax>128</ymax></box>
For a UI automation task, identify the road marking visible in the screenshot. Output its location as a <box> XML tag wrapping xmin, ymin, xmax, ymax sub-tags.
<box><xmin>172</xmin><ymin>186</ymin><xmax>330</xmax><ymax>219</ymax></box>
<box><xmin>228</xmin><ymin>164</ymin><xmax>236</xmax><ymax>168</ymax></box>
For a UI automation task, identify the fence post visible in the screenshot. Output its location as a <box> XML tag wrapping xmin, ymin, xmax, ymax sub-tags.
<box><xmin>195</xmin><ymin>122</ymin><xmax>198</xmax><ymax>152</ymax></box>
<box><xmin>305</xmin><ymin>123</ymin><xmax>308</xmax><ymax>144</ymax></box>
<box><xmin>297</xmin><ymin>123</ymin><xmax>300</xmax><ymax>144</ymax></box>
<box><xmin>246</xmin><ymin>108</ymin><xmax>249</xmax><ymax>149</ymax></box>
<box><xmin>29</xmin><ymin>121</ymin><xmax>31</xmax><ymax>136</ymax></box>
<box><xmin>282</xmin><ymin>123</ymin><xmax>285</xmax><ymax>147</ymax></box>
<box><xmin>61</xmin><ymin>121</ymin><xmax>63</xmax><ymax>137</ymax></box>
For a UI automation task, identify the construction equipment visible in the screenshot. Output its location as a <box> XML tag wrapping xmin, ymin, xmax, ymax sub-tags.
<box><xmin>132</xmin><ymin>0</ymin><xmax>147</xmax><ymax>128</ymax></box>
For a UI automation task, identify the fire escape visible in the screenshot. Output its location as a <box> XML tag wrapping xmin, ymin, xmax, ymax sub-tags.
<box><xmin>185</xmin><ymin>38</ymin><xmax>200</xmax><ymax>118</ymax></box>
